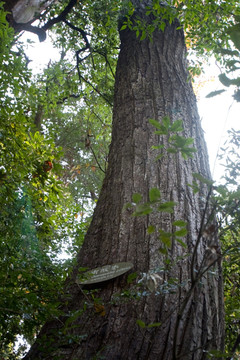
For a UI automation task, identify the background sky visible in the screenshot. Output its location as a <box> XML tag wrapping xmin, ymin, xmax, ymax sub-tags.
<box><xmin>21</xmin><ymin>32</ymin><xmax>240</xmax><ymax>183</ymax></box>
<box><xmin>198</xmin><ymin>66</ymin><xmax>240</xmax><ymax>181</ymax></box>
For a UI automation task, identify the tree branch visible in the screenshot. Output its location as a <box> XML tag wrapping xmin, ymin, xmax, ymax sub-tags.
<box><xmin>7</xmin><ymin>14</ymin><xmax>47</xmax><ymax>42</ymax></box>
<box><xmin>56</xmin><ymin>93</ymin><xmax>80</xmax><ymax>105</ymax></box>
<box><xmin>190</xmin><ymin>186</ymin><xmax>213</xmax><ymax>283</ymax></box>
<box><xmin>7</xmin><ymin>0</ymin><xmax>78</xmax><ymax>41</ymax></box>
<box><xmin>93</xmin><ymin>50</ymin><xmax>116</xmax><ymax>79</ymax></box>
<box><xmin>42</xmin><ymin>0</ymin><xmax>77</xmax><ymax>30</ymax></box>
<box><xmin>227</xmin><ymin>333</ymin><xmax>240</xmax><ymax>360</ymax></box>
<box><xmin>64</xmin><ymin>19</ymin><xmax>90</xmax><ymax>48</ymax></box>
<box><xmin>90</xmin><ymin>145</ymin><xmax>106</xmax><ymax>174</ymax></box>
<box><xmin>78</xmin><ymin>72</ymin><xmax>113</xmax><ymax>107</ymax></box>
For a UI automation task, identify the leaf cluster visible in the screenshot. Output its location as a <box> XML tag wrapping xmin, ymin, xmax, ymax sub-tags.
<box><xmin>126</xmin><ymin>188</ymin><xmax>187</xmax><ymax>255</ymax></box>
<box><xmin>0</xmin><ymin>6</ymin><xmax>85</xmax><ymax>357</ymax></box>
<box><xmin>209</xmin><ymin>129</ymin><xmax>240</xmax><ymax>357</ymax></box>
<box><xmin>207</xmin><ymin>18</ymin><xmax>240</xmax><ymax>102</ymax></box>
<box><xmin>120</xmin><ymin>0</ymin><xmax>177</xmax><ymax>41</ymax></box>
<box><xmin>150</xmin><ymin>116</ymin><xmax>196</xmax><ymax>159</ymax></box>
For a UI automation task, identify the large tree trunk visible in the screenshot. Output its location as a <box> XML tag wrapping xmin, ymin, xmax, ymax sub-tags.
<box><xmin>24</xmin><ymin>5</ymin><xmax>224</xmax><ymax>360</ymax></box>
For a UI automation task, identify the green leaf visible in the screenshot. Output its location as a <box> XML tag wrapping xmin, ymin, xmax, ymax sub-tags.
<box><xmin>169</xmin><ymin>120</ymin><xmax>183</xmax><ymax>133</ymax></box>
<box><xmin>159</xmin><ymin>247</ymin><xmax>168</xmax><ymax>255</ymax></box>
<box><xmin>206</xmin><ymin>89</ymin><xmax>226</xmax><ymax>98</ymax></box>
<box><xmin>188</xmin><ymin>181</ymin><xmax>200</xmax><ymax>194</ymax></box>
<box><xmin>228</xmin><ymin>24</ymin><xmax>240</xmax><ymax>50</ymax></box>
<box><xmin>216</xmin><ymin>48</ymin><xmax>239</xmax><ymax>56</ymax></box>
<box><xmin>160</xmin><ymin>235</ymin><xmax>171</xmax><ymax>248</ymax></box>
<box><xmin>173</xmin><ymin>220</ymin><xmax>186</xmax><ymax>227</ymax></box>
<box><xmin>219</xmin><ymin>73</ymin><xmax>232</xmax><ymax>87</ymax></box>
<box><xmin>134</xmin><ymin>204</ymin><xmax>153</xmax><ymax>216</ymax></box>
<box><xmin>152</xmin><ymin>145</ymin><xmax>164</xmax><ymax>150</ymax></box>
<box><xmin>149</xmin><ymin>119</ymin><xmax>168</xmax><ymax>135</ymax></box>
<box><xmin>124</xmin><ymin>202</ymin><xmax>133</xmax><ymax>210</ymax></box>
<box><xmin>162</xmin><ymin>116</ymin><xmax>170</xmax><ymax>129</ymax></box>
<box><xmin>159</xmin><ymin>22</ymin><xmax>166</xmax><ymax>32</ymax></box>
<box><xmin>234</xmin><ymin>15</ymin><xmax>240</xmax><ymax>23</ymax></box>
<box><xmin>184</xmin><ymin>137</ymin><xmax>194</xmax><ymax>146</ymax></box>
<box><xmin>155</xmin><ymin>128</ymin><xmax>168</xmax><ymax>135</ymax></box>
<box><xmin>193</xmin><ymin>173</ymin><xmax>214</xmax><ymax>186</ymax></box>
<box><xmin>230</xmin><ymin>77</ymin><xmax>240</xmax><ymax>87</ymax></box>
<box><xmin>175</xmin><ymin>238</ymin><xmax>187</xmax><ymax>248</ymax></box>
<box><xmin>147</xmin><ymin>225</ymin><xmax>156</xmax><ymax>234</ymax></box>
<box><xmin>215</xmin><ymin>185</ymin><xmax>227</xmax><ymax>197</ymax></box>
<box><xmin>174</xmin><ymin>228</ymin><xmax>187</xmax><ymax>237</ymax></box>
<box><xmin>140</xmin><ymin>30</ymin><xmax>146</xmax><ymax>41</ymax></box>
<box><xmin>159</xmin><ymin>229</ymin><xmax>172</xmax><ymax>247</ymax></box>
<box><xmin>136</xmin><ymin>319</ymin><xmax>146</xmax><ymax>328</ymax></box>
<box><xmin>132</xmin><ymin>193</ymin><xmax>142</xmax><ymax>204</ymax></box>
<box><xmin>166</xmin><ymin>147</ymin><xmax>177</xmax><ymax>154</ymax></box>
<box><xmin>127</xmin><ymin>272</ymin><xmax>138</xmax><ymax>284</ymax></box>
<box><xmin>120</xmin><ymin>24</ymin><xmax>127</xmax><ymax>31</ymax></box>
<box><xmin>155</xmin><ymin>153</ymin><xmax>164</xmax><ymax>160</ymax></box>
<box><xmin>206</xmin><ymin>349</ymin><xmax>228</xmax><ymax>358</ymax></box>
<box><xmin>149</xmin><ymin>187</ymin><xmax>161</xmax><ymax>202</ymax></box>
<box><xmin>181</xmin><ymin>147</ymin><xmax>197</xmax><ymax>159</ymax></box>
<box><xmin>158</xmin><ymin>201</ymin><xmax>176</xmax><ymax>213</ymax></box>
<box><xmin>147</xmin><ymin>322</ymin><xmax>161</xmax><ymax>328</ymax></box>
<box><xmin>149</xmin><ymin>118</ymin><xmax>162</xmax><ymax>129</ymax></box>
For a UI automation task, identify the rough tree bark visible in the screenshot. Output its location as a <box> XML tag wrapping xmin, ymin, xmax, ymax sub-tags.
<box><xmin>24</xmin><ymin>3</ymin><xmax>224</xmax><ymax>360</ymax></box>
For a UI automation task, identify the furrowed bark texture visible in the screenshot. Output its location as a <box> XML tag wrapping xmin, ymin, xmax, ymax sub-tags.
<box><xmin>24</xmin><ymin>11</ymin><xmax>224</xmax><ymax>360</ymax></box>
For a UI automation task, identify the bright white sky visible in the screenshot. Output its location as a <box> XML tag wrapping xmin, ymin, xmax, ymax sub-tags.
<box><xmin>198</xmin><ymin>67</ymin><xmax>240</xmax><ymax>181</ymax></box>
<box><xmin>21</xmin><ymin>32</ymin><xmax>240</xmax><ymax>183</ymax></box>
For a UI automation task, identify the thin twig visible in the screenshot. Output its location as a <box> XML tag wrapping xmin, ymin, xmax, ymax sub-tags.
<box><xmin>190</xmin><ymin>185</ymin><xmax>213</xmax><ymax>283</ymax></box>
<box><xmin>79</xmin><ymin>74</ymin><xmax>113</xmax><ymax>106</ymax></box>
<box><xmin>56</xmin><ymin>94</ymin><xmax>80</xmax><ymax>105</ymax></box>
<box><xmin>227</xmin><ymin>333</ymin><xmax>240</xmax><ymax>360</ymax></box>
<box><xmin>90</xmin><ymin>145</ymin><xmax>106</xmax><ymax>174</ymax></box>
